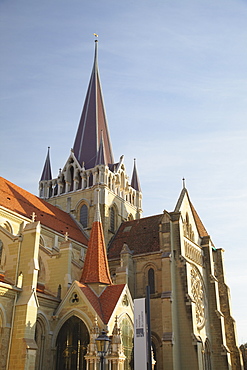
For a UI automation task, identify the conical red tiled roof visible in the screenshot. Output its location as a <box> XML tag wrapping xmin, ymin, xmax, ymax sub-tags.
<box><xmin>80</xmin><ymin>200</ymin><xmax>112</xmax><ymax>285</ymax></box>
<box><xmin>73</xmin><ymin>41</ymin><xmax>114</xmax><ymax>169</ymax></box>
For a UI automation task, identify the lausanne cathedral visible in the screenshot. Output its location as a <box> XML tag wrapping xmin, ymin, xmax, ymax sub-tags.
<box><xmin>0</xmin><ymin>41</ymin><xmax>243</xmax><ymax>369</ymax></box>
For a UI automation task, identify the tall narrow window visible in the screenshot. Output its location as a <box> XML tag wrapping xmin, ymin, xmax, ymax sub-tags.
<box><xmin>110</xmin><ymin>207</ymin><xmax>115</xmax><ymax>232</ymax></box>
<box><xmin>120</xmin><ymin>317</ymin><xmax>134</xmax><ymax>370</ymax></box>
<box><xmin>35</xmin><ymin>319</ymin><xmax>46</xmax><ymax>370</ymax></box>
<box><xmin>80</xmin><ymin>205</ymin><xmax>88</xmax><ymax>228</ymax></box>
<box><xmin>68</xmin><ymin>166</ymin><xmax>74</xmax><ymax>192</ymax></box>
<box><xmin>88</xmin><ymin>173</ymin><xmax>93</xmax><ymax>187</ymax></box>
<box><xmin>148</xmin><ymin>268</ymin><xmax>155</xmax><ymax>294</ymax></box>
<box><xmin>61</xmin><ymin>176</ymin><xmax>66</xmax><ymax>194</ymax></box>
<box><xmin>56</xmin><ymin>316</ymin><xmax>89</xmax><ymax>370</ymax></box>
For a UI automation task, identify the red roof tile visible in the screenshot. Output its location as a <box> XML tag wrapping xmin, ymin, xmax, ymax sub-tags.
<box><xmin>77</xmin><ymin>282</ymin><xmax>125</xmax><ymax>323</ymax></box>
<box><xmin>0</xmin><ymin>177</ymin><xmax>88</xmax><ymax>245</ymax></box>
<box><xmin>108</xmin><ymin>214</ymin><xmax>163</xmax><ymax>259</ymax></box>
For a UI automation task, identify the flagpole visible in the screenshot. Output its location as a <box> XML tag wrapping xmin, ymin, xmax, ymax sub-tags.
<box><xmin>146</xmin><ymin>285</ymin><xmax>152</xmax><ymax>370</ymax></box>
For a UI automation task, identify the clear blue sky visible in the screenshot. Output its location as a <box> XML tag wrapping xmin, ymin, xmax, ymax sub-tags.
<box><xmin>1</xmin><ymin>0</ymin><xmax>247</xmax><ymax>343</ymax></box>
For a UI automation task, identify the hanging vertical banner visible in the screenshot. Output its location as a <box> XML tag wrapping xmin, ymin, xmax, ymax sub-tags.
<box><xmin>134</xmin><ymin>298</ymin><xmax>147</xmax><ymax>370</ymax></box>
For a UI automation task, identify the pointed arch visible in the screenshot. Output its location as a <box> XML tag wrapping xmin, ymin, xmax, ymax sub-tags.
<box><xmin>143</xmin><ymin>263</ymin><xmax>158</xmax><ymax>295</ymax></box>
<box><xmin>88</xmin><ymin>172</ymin><xmax>93</xmax><ymax>187</ymax></box>
<box><xmin>60</xmin><ymin>175</ymin><xmax>66</xmax><ymax>194</ymax></box>
<box><xmin>55</xmin><ymin>316</ymin><xmax>89</xmax><ymax>370</ymax></box>
<box><xmin>151</xmin><ymin>331</ymin><xmax>162</xmax><ymax>370</ymax></box>
<box><xmin>109</xmin><ymin>204</ymin><xmax>118</xmax><ymax>233</ymax></box>
<box><xmin>68</xmin><ymin>166</ymin><xmax>74</xmax><ymax>192</ymax></box>
<box><xmin>119</xmin><ymin>315</ymin><xmax>134</xmax><ymax>370</ymax></box>
<box><xmin>35</xmin><ymin>314</ymin><xmax>48</xmax><ymax>370</ymax></box>
<box><xmin>80</xmin><ymin>204</ymin><xmax>88</xmax><ymax>228</ymax></box>
<box><xmin>148</xmin><ymin>267</ymin><xmax>155</xmax><ymax>294</ymax></box>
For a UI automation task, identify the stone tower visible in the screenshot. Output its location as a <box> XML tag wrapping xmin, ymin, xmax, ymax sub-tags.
<box><xmin>39</xmin><ymin>40</ymin><xmax>142</xmax><ymax>245</ymax></box>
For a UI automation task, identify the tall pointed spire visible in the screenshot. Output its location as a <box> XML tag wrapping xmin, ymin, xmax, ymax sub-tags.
<box><xmin>40</xmin><ymin>147</ymin><xmax>52</xmax><ymax>181</ymax></box>
<box><xmin>73</xmin><ymin>40</ymin><xmax>114</xmax><ymax>170</ymax></box>
<box><xmin>80</xmin><ymin>189</ymin><xmax>112</xmax><ymax>286</ymax></box>
<box><xmin>131</xmin><ymin>159</ymin><xmax>141</xmax><ymax>192</ymax></box>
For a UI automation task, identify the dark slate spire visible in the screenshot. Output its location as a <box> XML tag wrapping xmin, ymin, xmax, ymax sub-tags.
<box><xmin>95</xmin><ymin>131</ymin><xmax>106</xmax><ymax>166</ymax></box>
<box><xmin>73</xmin><ymin>40</ymin><xmax>114</xmax><ymax>170</ymax></box>
<box><xmin>40</xmin><ymin>147</ymin><xmax>52</xmax><ymax>181</ymax></box>
<box><xmin>131</xmin><ymin>159</ymin><xmax>141</xmax><ymax>191</ymax></box>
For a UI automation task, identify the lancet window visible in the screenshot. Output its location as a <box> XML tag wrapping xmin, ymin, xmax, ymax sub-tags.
<box><xmin>120</xmin><ymin>317</ymin><xmax>134</xmax><ymax>370</ymax></box>
<box><xmin>80</xmin><ymin>205</ymin><xmax>88</xmax><ymax>228</ymax></box>
<box><xmin>110</xmin><ymin>206</ymin><xmax>115</xmax><ymax>232</ymax></box>
<box><xmin>148</xmin><ymin>268</ymin><xmax>155</xmax><ymax>294</ymax></box>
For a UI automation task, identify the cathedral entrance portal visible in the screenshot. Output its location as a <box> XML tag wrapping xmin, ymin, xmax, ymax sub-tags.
<box><xmin>56</xmin><ymin>316</ymin><xmax>89</xmax><ymax>370</ymax></box>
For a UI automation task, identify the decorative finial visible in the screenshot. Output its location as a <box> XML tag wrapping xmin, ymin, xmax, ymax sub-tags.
<box><xmin>94</xmin><ymin>33</ymin><xmax>99</xmax><ymax>42</ymax></box>
<box><xmin>64</xmin><ymin>231</ymin><xmax>69</xmax><ymax>241</ymax></box>
<box><xmin>182</xmin><ymin>178</ymin><xmax>186</xmax><ymax>188</ymax></box>
<box><xmin>31</xmin><ymin>212</ymin><xmax>37</xmax><ymax>222</ymax></box>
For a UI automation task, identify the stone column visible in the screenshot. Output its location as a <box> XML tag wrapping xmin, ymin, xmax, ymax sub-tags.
<box><xmin>8</xmin><ymin>221</ymin><xmax>40</xmax><ymax>370</ymax></box>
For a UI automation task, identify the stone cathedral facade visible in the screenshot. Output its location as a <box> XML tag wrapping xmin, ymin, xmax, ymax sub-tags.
<box><xmin>0</xmin><ymin>41</ymin><xmax>243</xmax><ymax>370</ymax></box>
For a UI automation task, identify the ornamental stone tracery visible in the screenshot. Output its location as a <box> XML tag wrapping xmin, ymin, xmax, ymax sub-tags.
<box><xmin>190</xmin><ymin>267</ymin><xmax>205</xmax><ymax>329</ymax></box>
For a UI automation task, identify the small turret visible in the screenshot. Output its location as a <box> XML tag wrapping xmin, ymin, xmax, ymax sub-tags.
<box><xmin>39</xmin><ymin>147</ymin><xmax>52</xmax><ymax>198</ymax></box>
<box><xmin>131</xmin><ymin>158</ymin><xmax>141</xmax><ymax>192</ymax></box>
<box><xmin>40</xmin><ymin>147</ymin><xmax>52</xmax><ymax>182</ymax></box>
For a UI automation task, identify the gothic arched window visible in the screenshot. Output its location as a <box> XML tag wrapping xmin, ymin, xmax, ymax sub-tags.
<box><xmin>35</xmin><ymin>318</ymin><xmax>46</xmax><ymax>370</ymax></box>
<box><xmin>61</xmin><ymin>175</ymin><xmax>66</xmax><ymax>194</ymax></box>
<box><xmin>120</xmin><ymin>317</ymin><xmax>134</xmax><ymax>370</ymax></box>
<box><xmin>110</xmin><ymin>207</ymin><xmax>115</xmax><ymax>232</ymax></box>
<box><xmin>56</xmin><ymin>316</ymin><xmax>89</xmax><ymax>370</ymax></box>
<box><xmin>148</xmin><ymin>268</ymin><xmax>155</xmax><ymax>294</ymax></box>
<box><xmin>69</xmin><ymin>166</ymin><xmax>74</xmax><ymax>192</ymax></box>
<box><xmin>88</xmin><ymin>173</ymin><xmax>93</xmax><ymax>187</ymax></box>
<box><xmin>80</xmin><ymin>205</ymin><xmax>88</xmax><ymax>228</ymax></box>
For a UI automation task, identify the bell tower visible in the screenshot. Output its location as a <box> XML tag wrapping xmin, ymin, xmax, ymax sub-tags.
<box><xmin>39</xmin><ymin>40</ymin><xmax>142</xmax><ymax>245</ymax></box>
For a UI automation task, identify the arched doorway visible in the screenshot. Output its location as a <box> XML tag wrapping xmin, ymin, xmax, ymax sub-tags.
<box><xmin>56</xmin><ymin>316</ymin><xmax>89</xmax><ymax>370</ymax></box>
